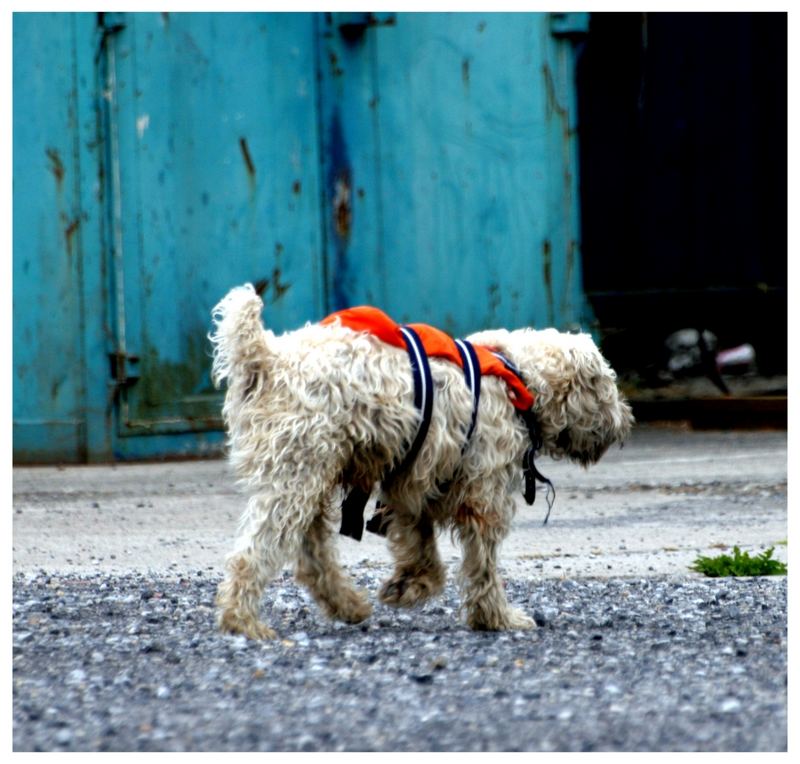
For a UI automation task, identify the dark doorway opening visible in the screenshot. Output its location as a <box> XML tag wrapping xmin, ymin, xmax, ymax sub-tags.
<box><xmin>577</xmin><ymin>12</ymin><xmax>787</xmax><ymax>380</ymax></box>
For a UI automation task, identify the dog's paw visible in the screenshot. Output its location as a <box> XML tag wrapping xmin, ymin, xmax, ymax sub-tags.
<box><xmin>379</xmin><ymin>573</ymin><xmax>443</xmax><ymax>608</ymax></box>
<box><xmin>504</xmin><ymin>608</ymin><xmax>537</xmax><ymax>630</ymax></box>
<box><xmin>218</xmin><ymin>611</ymin><xmax>277</xmax><ymax>641</ymax></box>
<box><xmin>328</xmin><ymin>592</ymin><xmax>373</xmax><ymax>624</ymax></box>
<box><xmin>467</xmin><ymin>607</ymin><xmax>536</xmax><ymax>631</ymax></box>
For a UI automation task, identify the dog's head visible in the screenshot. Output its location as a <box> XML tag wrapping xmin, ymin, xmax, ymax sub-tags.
<box><xmin>467</xmin><ymin>327</ymin><xmax>634</xmax><ymax>466</ymax></box>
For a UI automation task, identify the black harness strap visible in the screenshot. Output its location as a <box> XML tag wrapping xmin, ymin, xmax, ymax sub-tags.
<box><xmin>384</xmin><ymin>327</ymin><xmax>435</xmax><ymax>487</ymax></box>
<box><xmin>365</xmin><ymin>339</ymin><xmax>484</xmax><ymax>539</ymax></box>
<box><xmin>365</xmin><ymin>502</ymin><xmax>393</xmax><ymax>536</ymax></box>
<box><xmin>340</xmin><ymin>326</ymin><xmax>434</xmax><ymax>541</ymax></box>
<box><xmin>454</xmin><ymin>339</ymin><xmax>481</xmax><ymax>446</ymax></box>
<box><xmin>338</xmin><ymin>485</ymin><xmax>372</xmax><ymax>541</ymax></box>
<box><xmin>490</xmin><ymin>351</ymin><xmax>556</xmax><ymax>524</ymax></box>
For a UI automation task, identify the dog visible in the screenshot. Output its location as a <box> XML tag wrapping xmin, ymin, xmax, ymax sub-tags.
<box><xmin>210</xmin><ymin>283</ymin><xmax>633</xmax><ymax>639</ymax></box>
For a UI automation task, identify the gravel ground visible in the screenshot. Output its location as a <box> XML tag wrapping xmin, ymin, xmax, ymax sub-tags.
<box><xmin>13</xmin><ymin>568</ymin><xmax>787</xmax><ymax>752</ymax></box>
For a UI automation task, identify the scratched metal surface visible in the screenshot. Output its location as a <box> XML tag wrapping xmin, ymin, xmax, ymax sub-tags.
<box><xmin>104</xmin><ymin>12</ymin><xmax>325</xmax><ymax>449</ymax></box>
<box><xmin>13</xmin><ymin>12</ymin><xmax>589</xmax><ymax>462</ymax></box>
<box><xmin>13</xmin><ymin>13</ymin><xmax>90</xmax><ymax>463</ymax></box>
<box><xmin>317</xmin><ymin>12</ymin><xmax>590</xmax><ymax>335</ymax></box>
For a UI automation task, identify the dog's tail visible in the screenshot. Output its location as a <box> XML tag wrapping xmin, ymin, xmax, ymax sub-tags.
<box><xmin>209</xmin><ymin>283</ymin><xmax>272</xmax><ymax>389</ymax></box>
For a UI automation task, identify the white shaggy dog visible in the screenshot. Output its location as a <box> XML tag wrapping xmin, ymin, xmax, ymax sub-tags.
<box><xmin>210</xmin><ymin>284</ymin><xmax>633</xmax><ymax>639</ymax></box>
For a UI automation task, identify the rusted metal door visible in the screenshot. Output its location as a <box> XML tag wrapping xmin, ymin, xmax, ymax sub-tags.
<box><xmin>316</xmin><ymin>12</ymin><xmax>590</xmax><ymax>334</ymax></box>
<box><xmin>13</xmin><ymin>13</ymin><xmax>95</xmax><ymax>463</ymax></box>
<box><xmin>14</xmin><ymin>11</ymin><xmax>589</xmax><ymax>462</ymax></box>
<box><xmin>103</xmin><ymin>11</ymin><xmax>588</xmax><ymax>457</ymax></box>
<box><xmin>98</xmin><ymin>13</ymin><xmax>325</xmax><ymax>456</ymax></box>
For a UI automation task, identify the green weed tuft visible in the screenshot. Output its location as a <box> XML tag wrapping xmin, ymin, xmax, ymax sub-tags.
<box><xmin>690</xmin><ymin>546</ymin><xmax>787</xmax><ymax>577</ymax></box>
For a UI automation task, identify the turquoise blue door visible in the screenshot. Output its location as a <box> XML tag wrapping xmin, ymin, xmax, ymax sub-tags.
<box><xmin>13</xmin><ymin>12</ymin><xmax>589</xmax><ymax>462</ymax></box>
<box><xmin>100</xmin><ymin>13</ymin><xmax>325</xmax><ymax>457</ymax></box>
<box><xmin>13</xmin><ymin>13</ymin><xmax>93</xmax><ymax>462</ymax></box>
<box><xmin>317</xmin><ymin>12</ymin><xmax>590</xmax><ymax>333</ymax></box>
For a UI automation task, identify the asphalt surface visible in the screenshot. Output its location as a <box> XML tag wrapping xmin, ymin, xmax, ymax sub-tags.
<box><xmin>12</xmin><ymin>425</ymin><xmax>789</xmax><ymax>751</ymax></box>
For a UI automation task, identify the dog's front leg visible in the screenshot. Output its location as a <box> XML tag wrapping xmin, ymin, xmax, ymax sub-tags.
<box><xmin>455</xmin><ymin>502</ymin><xmax>535</xmax><ymax>631</ymax></box>
<box><xmin>379</xmin><ymin>507</ymin><xmax>446</xmax><ymax>608</ymax></box>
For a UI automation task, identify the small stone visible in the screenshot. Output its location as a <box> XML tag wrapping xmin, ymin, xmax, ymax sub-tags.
<box><xmin>720</xmin><ymin>698</ymin><xmax>742</xmax><ymax>714</ymax></box>
<box><xmin>533</xmin><ymin>608</ymin><xmax>554</xmax><ymax>627</ymax></box>
<box><xmin>55</xmin><ymin>728</ymin><xmax>73</xmax><ymax>745</ymax></box>
<box><xmin>66</xmin><ymin>669</ymin><xmax>86</xmax><ymax>685</ymax></box>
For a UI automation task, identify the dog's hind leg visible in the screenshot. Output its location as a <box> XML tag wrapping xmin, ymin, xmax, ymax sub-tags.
<box><xmin>379</xmin><ymin>508</ymin><xmax>446</xmax><ymax>608</ymax></box>
<box><xmin>295</xmin><ymin>510</ymin><xmax>373</xmax><ymax>624</ymax></box>
<box><xmin>216</xmin><ymin>492</ymin><xmax>308</xmax><ymax>640</ymax></box>
<box><xmin>455</xmin><ymin>501</ymin><xmax>535</xmax><ymax>631</ymax></box>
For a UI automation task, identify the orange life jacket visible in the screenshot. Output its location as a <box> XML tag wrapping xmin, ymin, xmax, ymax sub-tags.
<box><xmin>322</xmin><ymin>306</ymin><xmax>534</xmax><ymax>410</ymax></box>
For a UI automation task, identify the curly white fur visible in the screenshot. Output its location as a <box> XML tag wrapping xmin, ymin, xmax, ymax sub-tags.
<box><xmin>210</xmin><ymin>284</ymin><xmax>634</xmax><ymax>639</ymax></box>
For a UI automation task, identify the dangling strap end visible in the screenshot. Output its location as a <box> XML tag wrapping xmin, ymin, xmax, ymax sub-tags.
<box><xmin>339</xmin><ymin>486</ymin><xmax>371</xmax><ymax>541</ymax></box>
<box><xmin>541</xmin><ymin>482</ymin><xmax>556</xmax><ymax>526</ymax></box>
<box><xmin>366</xmin><ymin>502</ymin><xmax>394</xmax><ymax>537</ymax></box>
<box><xmin>521</xmin><ymin>444</ymin><xmax>556</xmax><ymax>522</ymax></box>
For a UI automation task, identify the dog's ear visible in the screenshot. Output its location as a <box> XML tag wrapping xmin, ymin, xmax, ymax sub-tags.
<box><xmin>559</xmin><ymin>339</ymin><xmax>634</xmax><ymax>462</ymax></box>
<box><xmin>565</xmin><ymin>339</ymin><xmax>619</xmax><ymax>397</ymax></box>
<box><xmin>565</xmin><ymin>345</ymin><xmax>604</xmax><ymax>399</ymax></box>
